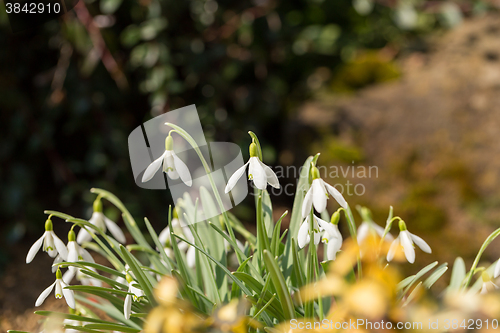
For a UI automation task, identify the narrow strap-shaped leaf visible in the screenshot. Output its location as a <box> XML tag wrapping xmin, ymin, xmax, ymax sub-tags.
<box><xmin>83</xmin><ymin>323</ymin><xmax>141</xmax><ymax>333</ymax></box>
<box><xmin>424</xmin><ymin>263</ymin><xmax>448</xmax><ymax>289</ymax></box>
<box><xmin>448</xmin><ymin>257</ymin><xmax>466</xmax><ymax>293</ymax></box>
<box><xmin>63</xmin><ymin>325</ymin><xmax>103</xmax><ymax>333</ymax></box>
<box><xmin>402</xmin><ymin>282</ymin><xmax>422</xmax><ymax>307</ymax></box>
<box><xmin>74</xmin><ymin>295</ymin><xmax>142</xmax><ymax>329</ymax></box>
<box><xmin>79</xmin><ymin>269</ymin><xmax>128</xmax><ymax>289</ymax></box>
<box><xmin>34</xmin><ymin>311</ymin><xmax>116</xmax><ymax>324</ymax></box>
<box><xmin>144</xmin><ymin>217</ymin><xmax>173</xmax><ymax>271</ymax></box>
<box><xmin>65</xmin><ymin>285</ymin><xmax>133</xmax><ymax>297</ymax></box>
<box><xmin>252</xmin><ymin>293</ymin><xmax>277</xmax><ymax>319</ymax></box>
<box><xmin>172</xmin><ymin>234</ymin><xmax>253</xmax><ymax>296</ymax></box>
<box><xmin>263</xmin><ymin>250</ymin><xmax>295</xmax><ymax>320</ymax></box>
<box><xmin>401</xmin><ymin>261</ymin><xmax>438</xmax><ymax>295</ymax></box>
<box><xmin>283</xmin><ymin>157</ymin><xmax>313</xmax><ymax>281</ymax></box>
<box><xmin>291</xmin><ymin>239</ymin><xmax>305</xmax><ymax>288</ymax></box>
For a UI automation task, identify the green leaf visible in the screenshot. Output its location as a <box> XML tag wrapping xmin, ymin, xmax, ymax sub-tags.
<box><xmin>400</xmin><ymin>261</ymin><xmax>438</xmax><ymax>295</ymax></box>
<box><xmin>144</xmin><ymin>217</ymin><xmax>173</xmax><ymax>271</ymax></box>
<box><xmin>172</xmin><ymin>234</ymin><xmax>253</xmax><ymax>297</ymax></box>
<box><xmin>283</xmin><ymin>156</ymin><xmax>313</xmax><ymax>282</ymax></box>
<box><xmin>263</xmin><ymin>250</ymin><xmax>295</xmax><ymax>320</ymax></box>
<box><xmin>291</xmin><ymin>239</ymin><xmax>305</xmax><ymax>288</ymax></box>
<box><xmin>448</xmin><ymin>257</ymin><xmax>466</xmax><ymax>292</ymax></box>
<box><xmin>83</xmin><ymin>323</ymin><xmax>140</xmax><ymax>333</ymax></box>
<box><xmin>424</xmin><ymin>263</ymin><xmax>448</xmax><ymax>289</ymax></box>
<box><xmin>402</xmin><ymin>282</ymin><xmax>422</xmax><ymax>307</ymax></box>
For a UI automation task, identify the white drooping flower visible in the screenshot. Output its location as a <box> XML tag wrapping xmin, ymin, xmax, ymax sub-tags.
<box><xmin>322</xmin><ymin>212</ymin><xmax>343</xmax><ymax>261</ymax></box>
<box><xmin>301</xmin><ymin>165</ymin><xmax>347</xmax><ymax>219</ymax></box>
<box><xmin>297</xmin><ymin>214</ymin><xmax>337</xmax><ymax>249</ymax></box>
<box><xmin>26</xmin><ymin>219</ymin><xmax>68</xmax><ymax>264</ymax></box>
<box><xmin>124</xmin><ymin>274</ymin><xmax>145</xmax><ymax>319</ymax></box>
<box><xmin>387</xmin><ymin>221</ymin><xmax>431</xmax><ymax>264</ymax></box>
<box><xmin>357</xmin><ymin>221</ymin><xmax>394</xmax><ymax>244</ymax></box>
<box><xmin>77</xmin><ymin>199</ymin><xmax>126</xmax><ymax>244</ymax></box>
<box><xmin>225</xmin><ymin>142</ymin><xmax>279</xmax><ymax>193</ymax></box>
<box><xmin>35</xmin><ymin>268</ymin><xmax>75</xmax><ymax>309</ymax></box>
<box><xmin>142</xmin><ymin>134</ymin><xmax>192</xmax><ymax>186</ymax></box>
<box><xmin>480</xmin><ymin>272</ymin><xmax>499</xmax><ymax>294</ymax></box>
<box><xmin>495</xmin><ymin>259</ymin><xmax>500</xmax><ymax>279</ymax></box>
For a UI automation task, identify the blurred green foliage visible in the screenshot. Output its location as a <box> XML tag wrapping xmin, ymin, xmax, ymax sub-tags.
<box><xmin>0</xmin><ymin>0</ymin><xmax>493</xmax><ymax>263</ymax></box>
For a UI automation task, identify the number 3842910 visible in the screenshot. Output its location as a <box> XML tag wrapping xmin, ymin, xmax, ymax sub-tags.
<box><xmin>5</xmin><ymin>2</ymin><xmax>61</xmax><ymax>14</ymax></box>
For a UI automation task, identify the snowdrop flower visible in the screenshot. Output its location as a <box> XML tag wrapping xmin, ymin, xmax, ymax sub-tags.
<box><xmin>387</xmin><ymin>220</ymin><xmax>431</xmax><ymax>264</ymax></box>
<box><xmin>495</xmin><ymin>259</ymin><xmax>500</xmax><ymax>279</ymax></box>
<box><xmin>77</xmin><ymin>199</ymin><xmax>126</xmax><ymax>244</ymax></box>
<box><xmin>141</xmin><ymin>134</ymin><xmax>192</xmax><ymax>186</ymax></box>
<box><xmin>322</xmin><ymin>212</ymin><xmax>343</xmax><ymax>261</ymax></box>
<box><xmin>480</xmin><ymin>272</ymin><xmax>499</xmax><ymax>294</ymax></box>
<box><xmin>357</xmin><ymin>221</ymin><xmax>394</xmax><ymax>244</ymax></box>
<box><xmin>26</xmin><ymin>219</ymin><xmax>68</xmax><ymax>264</ymax></box>
<box><xmin>298</xmin><ymin>214</ymin><xmax>337</xmax><ymax>249</ymax></box>
<box><xmin>124</xmin><ymin>274</ymin><xmax>145</xmax><ymax>319</ymax></box>
<box><xmin>62</xmin><ymin>230</ymin><xmax>101</xmax><ymax>286</ymax></box>
<box><xmin>301</xmin><ymin>165</ymin><xmax>347</xmax><ymax>219</ymax></box>
<box><xmin>36</xmin><ymin>268</ymin><xmax>75</xmax><ymax>309</ymax></box>
<box><xmin>225</xmin><ymin>142</ymin><xmax>279</xmax><ymax>193</ymax></box>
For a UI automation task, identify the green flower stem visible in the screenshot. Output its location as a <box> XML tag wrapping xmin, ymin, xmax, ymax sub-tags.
<box><xmin>256</xmin><ymin>193</ymin><xmax>270</xmax><ymax>268</ymax></box>
<box><xmin>305</xmin><ymin>208</ymin><xmax>316</xmax><ymax>318</ymax></box>
<box><xmin>166</xmin><ymin>123</ymin><xmax>242</xmax><ymax>266</ymax></box>
<box><xmin>463</xmin><ymin>227</ymin><xmax>500</xmax><ymax>289</ymax></box>
<box><xmin>344</xmin><ymin>205</ymin><xmax>362</xmax><ymax>279</ymax></box>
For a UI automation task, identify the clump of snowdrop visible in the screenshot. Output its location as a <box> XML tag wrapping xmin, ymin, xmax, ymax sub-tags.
<box><xmin>124</xmin><ymin>273</ymin><xmax>145</xmax><ymax>319</ymax></box>
<box><xmin>302</xmin><ymin>164</ymin><xmax>347</xmax><ymax>219</ymax></box>
<box><xmin>387</xmin><ymin>220</ymin><xmax>431</xmax><ymax>264</ymax></box>
<box><xmin>225</xmin><ymin>142</ymin><xmax>280</xmax><ymax>193</ymax></box>
<box><xmin>26</xmin><ymin>218</ymin><xmax>68</xmax><ymax>263</ymax></box>
<box><xmin>142</xmin><ymin>133</ymin><xmax>192</xmax><ymax>186</ymax></box>
<box><xmin>36</xmin><ymin>268</ymin><xmax>75</xmax><ymax>309</ymax></box>
<box><xmin>77</xmin><ymin>198</ymin><xmax>126</xmax><ymax>244</ymax></box>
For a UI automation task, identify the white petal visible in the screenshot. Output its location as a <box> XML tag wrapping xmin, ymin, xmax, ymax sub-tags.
<box><xmin>63</xmin><ymin>269</ymin><xmax>76</xmax><ymax>284</ymax></box>
<box><xmin>142</xmin><ymin>150</ymin><xmax>167</xmax><ymax>182</ymax></box>
<box><xmin>158</xmin><ymin>226</ymin><xmax>170</xmax><ymax>246</ymax></box>
<box><xmin>495</xmin><ymin>260</ymin><xmax>500</xmax><ymax>279</ymax></box>
<box><xmin>44</xmin><ymin>232</ymin><xmax>57</xmax><ymax>257</ymax></box>
<box><xmin>225</xmin><ymin>161</ymin><xmax>249</xmax><ymax>193</ymax></box>
<box><xmin>104</xmin><ymin>216</ymin><xmax>126</xmax><ymax>244</ymax></box>
<box><xmin>77</xmin><ymin>228</ymin><xmax>92</xmax><ymax>244</ymax></box>
<box><xmin>35</xmin><ymin>281</ymin><xmax>56</xmax><ymax>307</ymax></box>
<box><xmin>80</xmin><ymin>247</ymin><xmax>95</xmax><ymax>263</ymax></box>
<box><xmin>313</xmin><ymin>230</ymin><xmax>321</xmax><ymax>245</ymax></box>
<box><xmin>130</xmin><ymin>284</ymin><xmax>144</xmax><ymax>298</ymax></box>
<box><xmin>91</xmin><ymin>212</ymin><xmax>106</xmax><ymax>231</ymax></box>
<box><xmin>410</xmin><ymin>233</ymin><xmax>432</xmax><ymax>254</ymax></box>
<box><xmin>248</xmin><ymin>157</ymin><xmax>267</xmax><ymax>190</ymax></box>
<box><xmin>297</xmin><ymin>219</ymin><xmax>310</xmax><ymax>249</ymax></box>
<box><xmin>52</xmin><ymin>255</ymin><xmax>63</xmax><ymax>273</ymax></box>
<box><xmin>172</xmin><ymin>151</ymin><xmax>192</xmax><ymax>187</ymax></box>
<box><xmin>164</xmin><ymin>151</ymin><xmax>179</xmax><ymax>179</ymax></box>
<box><xmin>60</xmin><ymin>280</ymin><xmax>75</xmax><ymax>309</ymax></box>
<box><xmin>324</xmin><ymin>182</ymin><xmax>348</xmax><ymax>209</ymax></box>
<box><xmin>187</xmin><ymin>246</ymin><xmax>196</xmax><ymax>268</ymax></box>
<box><xmin>387</xmin><ymin>237</ymin><xmax>399</xmax><ymax>262</ymax></box>
<box><xmin>124</xmin><ymin>294</ymin><xmax>132</xmax><ymax>319</ymax></box>
<box><xmin>51</xmin><ymin>232</ymin><xmax>68</xmax><ymax>261</ymax></box>
<box><xmin>315</xmin><ymin>216</ymin><xmax>337</xmax><ymax>239</ymax></box>
<box><xmin>259</xmin><ymin>159</ymin><xmax>280</xmax><ymax>189</ymax></box>
<box><xmin>26</xmin><ymin>233</ymin><xmax>46</xmax><ymax>263</ymax></box>
<box><xmin>357</xmin><ymin>223</ymin><xmax>369</xmax><ymax>244</ymax></box>
<box><xmin>400</xmin><ymin>231</ymin><xmax>416</xmax><ymax>264</ymax></box>
<box><xmin>326</xmin><ymin>236</ymin><xmax>343</xmax><ymax>261</ymax></box>
<box><xmin>301</xmin><ymin>187</ymin><xmax>313</xmax><ymax>219</ymax></box>
<box><xmin>312</xmin><ymin>179</ymin><xmax>327</xmax><ymax>213</ymax></box>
